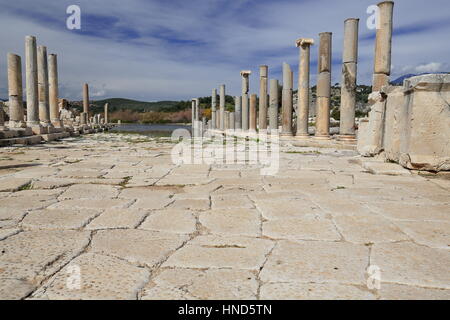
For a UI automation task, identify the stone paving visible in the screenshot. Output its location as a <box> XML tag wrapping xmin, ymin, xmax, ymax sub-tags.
<box><xmin>0</xmin><ymin>133</ymin><xmax>449</xmax><ymax>300</ymax></box>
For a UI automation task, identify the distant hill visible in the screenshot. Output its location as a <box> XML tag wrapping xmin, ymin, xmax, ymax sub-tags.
<box><xmin>91</xmin><ymin>98</ymin><xmax>186</xmax><ymax>113</ymax></box>
<box><xmin>391</xmin><ymin>72</ymin><xmax>449</xmax><ymax>85</ymax></box>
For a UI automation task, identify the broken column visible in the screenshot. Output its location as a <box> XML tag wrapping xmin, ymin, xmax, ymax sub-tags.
<box><xmin>372</xmin><ymin>1</ymin><xmax>394</xmax><ymax>91</ymax></box>
<box><xmin>104</xmin><ymin>103</ymin><xmax>109</xmax><ymax>124</ymax></box>
<box><xmin>339</xmin><ymin>18</ymin><xmax>359</xmax><ymax>140</ymax></box>
<box><xmin>295</xmin><ymin>38</ymin><xmax>314</xmax><ymax>138</ymax></box>
<box><xmin>37</xmin><ymin>46</ymin><xmax>51</xmax><ymax>127</ymax></box>
<box><xmin>219</xmin><ymin>84</ymin><xmax>225</xmax><ymax>130</ymax></box>
<box><xmin>7</xmin><ymin>53</ymin><xmax>26</xmax><ymax>128</ymax></box>
<box><xmin>281</xmin><ymin>63</ymin><xmax>293</xmax><ymax>136</ymax></box>
<box><xmin>269</xmin><ymin>79</ymin><xmax>279</xmax><ymax>133</ymax></box>
<box><xmin>229</xmin><ymin>111</ymin><xmax>235</xmax><ymax>130</ymax></box>
<box><xmin>249</xmin><ymin>94</ymin><xmax>257</xmax><ymax>133</ymax></box>
<box><xmin>259</xmin><ymin>65</ymin><xmax>268</xmax><ymax>132</ymax></box>
<box><xmin>25</xmin><ymin>36</ymin><xmax>40</xmax><ymax>128</ymax></box>
<box><xmin>211</xmin><ymin>88</ymin><xmax>217</xmax><ymax>130</ymax></box>
<box><xmin>315</xmin><ymin>32</ymin><xmax>332</xmax><ymax>139</ymax></box>
<box><xmin>82</xmin><ymin>83</ymin><xmax>89</xmax><ymax>125</ymax></box>
<box><xmin>234</xmin><ymin>96</ymin><xmax>242</xmax><ymax>130</ymax></box>
<box><xmin>240</xmin><ymin>71</ymin><xmax>251</xmax><ymax>131</ymax></box>
<box><xmin>195</xmin><ymin>98</ymin><xmax>200</xmax><ymax>124</ymax></box>
<box><xmin>48</xmin><ymin>53</ymin><xmax>62</xmax><ymax>128</ymax></box>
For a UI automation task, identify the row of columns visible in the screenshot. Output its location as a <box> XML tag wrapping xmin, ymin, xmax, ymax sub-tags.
<box><xmin>203</xmin><ymin>1</ymin><xmax>393</xmax><ymax>140</ymax></box>
<box><xmin>4</xmin><ymin>35</ymin><xmax>110</xmax><ymax>134</ymax></box>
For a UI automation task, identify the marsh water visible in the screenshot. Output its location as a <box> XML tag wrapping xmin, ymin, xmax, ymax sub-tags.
<box><xmin>109</xmin><ymin>123</ymin><xmax>191</xmax><ymax>137</ymax></box>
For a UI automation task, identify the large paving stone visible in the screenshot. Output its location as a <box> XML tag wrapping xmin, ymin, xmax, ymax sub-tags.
<box><xmin>86</xmin><ymin>209</ymin><xmax>148</xmax><ymax>229</ymax></box>
<box><xmin>254</xmin><ymin>198</ymin><xmax>324</xmax><ymax>220</ymax></box>
<box><xmin>21</xmin><ymin>208</ymin><xmax>101</xmax><ymax>230</ymax></box>
<box><xmin>49</xmin><ymin>199</ymin><xmax>133</xmax><ymax>210</ymax></box>
<box><xmin>0</xmin><ymin>278</ymin><xmax>35</xmax><ymax>300</ymax></box>
<box><xmin>377</xmin><ymin>283</ymin><xmax>450</xmax><ymax>300</ymax></box>
<box><xmin>118</xmin><ymin>187</ymin><xmax>174</xmax><ymax>199</ymax></box>
<box><xmin>91</xmin><ymin>229</ymin><xmax>188</xmax><ymax>267</ymax></box>
<box><xmin>259</xmin><ymin>282</ymin><xmax>375</xmax><ymax>300</ymax></box>
<box><xmin>199</xmin><ymin>209</ymin><xmax>260</xmax><ymax>237</ymax></box>
<box><xmin>0</xmin><ymin>194</ymin><xmax>58</xmax><ymax>220</ymax></box>
<box><xmin>0</xmin><ymin>178</ymin><xmax>31</xmax><ymax>192</ymax></box>
<box><xmin>142</xmin><ymin>268</ymin><xmax>258</xmax><ymax>300</ymax></box>
<box><xmin>260</xmin><ymin>241</ymin><xmax>369</xmax><ymax>284</ymax></box>
<box><xmin>163</xmin><ymin>235</ymin><xmax>274</xmax><ymax>270</ymax></box>
<box><xmin>371</xmin><ymin>242</ymin><xmax>450</xmax><ymax>289</ymax></box>
<box><xmin>334</xmin><ymin>214</ymin><xmax>410</xmax><ymax>244</ymax></box>
<box><xmin>394</xmin><ymin>221</ymin><xmax>450</xmax><ymax>249</ymax></box>
<box><xmin>263</xmin><ymin>217</ymin><xmax>341</xmax><ymax>241</ymax></box>
<box><xmin>168</xmin><ymin>199</ymin><xmax>210</xmax><ymax>210</ymax></box>
<box><xmin>59</xmin><ymin>184</ymin><xmax>120</xmax><ymax>200</ymax></box>
<box><xmin>32</xmin><ymin>253</ymin><xmax>150</xmax><ymax>300</ymax></box>
<box><xmin>0</xmin><ymin>228</ymin><xmax>20</xmax><ymax>240</ymax></box>
<box><xmin>139</xmin><ymin>209</ymin><xmax>196</xmax><ymax>234</ymax></box>
<box><xmin>368</xmin><ymin>202</ymin><xmax>450</xmax><ymax>222</ymax></box>
<box><xmin>211</xmin><ymin>194</ymin><xmax>254</xmax><ymax>209</ymax></box>
<box><xmin>0</xmin><ymin>230</ymin><xmax>90</xmax><ymax>296</ymax></box>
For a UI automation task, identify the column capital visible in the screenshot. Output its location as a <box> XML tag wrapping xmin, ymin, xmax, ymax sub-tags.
<box><xmin>295</xmin><ymin>38</ymin><xmax>314</xmax><ymax>47</ymax></box>
<box><xmin>240</xmin><ymin>70</ymin><xmax>252</xmax><ymax>77</ymax></box>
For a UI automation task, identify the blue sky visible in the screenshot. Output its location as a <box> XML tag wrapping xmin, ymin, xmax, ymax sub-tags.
<box><xmin>0</xmin><ymin>0</ymin><xmax>449</xmax><ymax>101</ymax></box>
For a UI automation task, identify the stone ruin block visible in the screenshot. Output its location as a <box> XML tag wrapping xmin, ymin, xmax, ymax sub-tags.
<box><xmin>357</xmin><ymin>74</ymin><xmax>450</xmax><ymax>172</ymax></box>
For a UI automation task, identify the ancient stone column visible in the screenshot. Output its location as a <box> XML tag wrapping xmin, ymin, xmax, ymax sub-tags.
<box><xmin>315</xmin><ymin>32</ymin><xmax>332</xmax><ymax>139</ymax></box>
<box><xmin>81</xmin><ymin>83</ymin><xmax>89</xmax><ymax>125</ymax></box>
<box><xmin>281</xmin><ymin>63</ymin><xmax>293</xmax><ymax>136</ymax></box>
<box><xmin>104</xmin><ymin>103</ymin><xmax>109</xmax><ymax>124</ymax></box>
<box><xmin>229</xmin><ymin>112</ymin><xmax>235</xmax><ymax>130</ymax></box>
<box><xmin>372</xmin><ymin>1</ymin><xmax>394</xmax><ymax>91</ymax></box>
<box><xmin>25</xmin><ymin>36</ymin><xmax>39</xmax><ymax>126</ymax></box>
<box><xmin>7</xmin><ymin>53</ymin><xmax>26</xmax><ymax>128</ymax></box>
<box><xmin>211</xmin><ymin>88</ymin><xmax>217</xmax><ymax>129</ymax></box>
<box><xmin>258</xmin><ymin>65</ymin><xmax>268</xmax><ymax>132</ymax></box>
<box><xmin>195</xmin><ymin>98</ymin><xmax>200</xmax><ymax>123</ymax></box>
<box><xmin>249</xmin><ymin>94</ymin><xmax>257</xmax><ymax>132</ymax></box>
<box><xmin>191</xmin><ymin>99</ymin><xmax>195</xmax><ymax>128</ymax></box>
<box><xmin>240</xmin><ymin>71</ymin><xmax>251</xmax><ymax>131</ymax></box>
<box><xmin>37</xmin><ymin>46</ymin><xmax>51</xmax><ymax>127</ymax></box>
<box><xmin>48</xmin><ymin>53</ymin><xmax>61</xmax><ymax>127</ymax></box>
<box><xmin>234</xmin><ymin>96</ymin><xmax>242</xmax><ymax>130</ymax></box>
<box><xmin>219</xmin><ymin>85</ymin><xmax>225</xmax><ymax>130</ymax></box>
<box><xmin>295</xmin><ymin>38</ymin><xmax>314</xmax><ymax>138</ymax></box>
<box><xmin>269</xmin><ymin>79</ymin><xmax>279</xmax><ymax>133</ymax></box>
<box><xmin>340</xmin><ymin>18</ymin><xmax>359</xmax><ymax>140</ymax></box>
<box><xmin>224</xmin><ymin>111</ymin><xmax>230</xmax><ymax>130</ymax></box>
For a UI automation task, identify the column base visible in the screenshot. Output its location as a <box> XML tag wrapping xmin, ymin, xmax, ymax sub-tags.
<box><xmin>295</xmin><ymin>133</ymin><xmax>310</xmax><ymax>140</ymax></box>
<box><xmin>30</xmin><ymin>125</ymin><xmax>47</xmax><ymax>135</ymax></box>
<box><xmin>8</xmin><ymin>121</ymin><xmax>27</xmax><ymax>129</ymax></box>
<box><xmin>337</xmin><ymin>134</ymin><xmax>357</xmax><ymax>142</ymax></box>
<box><xmin>314</xmin><ymin>134</ymin><xmax>331</xmax><ymax>140</ymax></box>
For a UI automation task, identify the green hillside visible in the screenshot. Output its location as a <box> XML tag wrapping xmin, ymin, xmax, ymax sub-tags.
<box><xmin>91</xmin><ymin>98</ymin><xmax>190</xmax><ymax>113</ymax></box>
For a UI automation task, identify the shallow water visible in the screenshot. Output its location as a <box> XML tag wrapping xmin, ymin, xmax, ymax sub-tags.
<box><xmin>109</xmin><ymin>123</ymin><xmax>191</xmax><ymax>137</ymax></box>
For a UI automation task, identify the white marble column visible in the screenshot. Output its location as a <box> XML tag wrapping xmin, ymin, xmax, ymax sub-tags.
<box><xmin>281</xmin><ymin>63</ymin><xmax>293</xmax><ymax>136</ymax></box>
<box><xmin>7</xmin><ymin>53</ymin><xmax>26</xmax><ymax>128</ymax></box>
<box><xmin>295</xmin><ymin>38</ymin><xmax>314</xmax><ymax>138</ymax></box>
<box><xmin>259</xmin><ymin>65</ymin><xmax>268</xmax><ymax>132</ymax></box>
<box><xmin>240</xmin><ymin>70</ymin><xmax>251</xmax><ymax>131</ymax></box>
<box><xmin>315</xmin><ymin>32</ymin><xmax>332</xmax><ymax>139</ymax></box>
<box><xmin>269</xmin><ymin>79</ymin><xmax>279</xmax><ymax>133</ymax></box>
<box><xmin>340</xmin><ymin>18</ymin><xmax>359</xmax><ymax>140</ymax></box>
<box><xmin>211</xmin><ymin>88</ymin><xmax>217</xmax><ymax>130</ymax></box>
<box><xmin>104</xmin><ymin>103</ymin><xmax>109</xmax><ymax>124</ymax></box>
<box><xmin>48</xmin><ymin>53</ymin><xmax>62</xmax><ymax>127</ymax></box>
<box><xmin>372</xmin><ymin>1</ymin><xmax>394</xmax><ymax>92</ymax></box>
<box><xmin>219</xmin><ymin>85</ymin><xmax>225</xmax><ymax>130</ymax></box>
<box><xmin>25</xmin><ymin>36</ymin><xmax>40</xmax><ymax>127</ymax></box>
<box><xmin>37</xmin><ymin>46</ymin><xmax>51</xmax><ymax>127</ymax></box>
<box><xmin>234</xmin><ymin>96</ymin><xmax>242</xmax><ymax>130</ymax></box>
<box><xmin>249</xmin><ymin>94</ymin><xmax>257</xmax><ymax>133</ymax></box>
